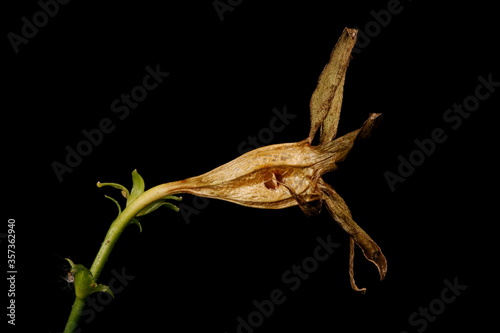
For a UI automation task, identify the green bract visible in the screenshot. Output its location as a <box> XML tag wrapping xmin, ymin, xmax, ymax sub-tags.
<box><xmin>65</xmin><ymin>259</ymin><xmax>114</xmax><ymax>300</ymax></box>
<box><xmin>97</xmin><ymin>169</ymin><xmax>182</xmax><ymax>222</ymax></box>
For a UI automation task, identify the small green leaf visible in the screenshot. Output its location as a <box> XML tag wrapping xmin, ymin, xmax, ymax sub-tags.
<box><xmin>65</xmin><ymin>258</ymin><xmax>76</xmax><ymax>268</ymax></box>
<box><xmin>161</xmin><ymin>202</ymin><xmax>181</xmax><ymax>212</ymax></box>
<box><xmin>97</xmin><ymin>181</ymin><xmax>129</xmax><ymax>199</ymax></box>
<box><xmin>92</xmin><ymin>284</ymin><xmax>115</xmax><ymax>298</ymax></box>
<box><xmin>127</xmin><ymin>169</ymin><xmax>145</xmax><ymax>206</ymax></box>
<box><xmin>64</xmin><ymin>259</ymin><xmax>114</xmax><ymax>300</ymax></box>
<box><xmin>137</xmin><ymin>200</ymin><xmax>165</xmax><ymax>216</ymax></box>
<box><xmin>163</xmin><ymin>195</ymin><xmax>183</xmax><ymax>202</ymax></box>
<box><xmin>130</xmin><ymin>218</ymin><xmax>143</xmax><ymax>232</ymax></box>
<box><xmin>65</xmin><ymin>260</ymin><xmax>96</xmax><ymax>300</ymax></box>
<box><xmin>137</xmin><ymin>196</ymin><xmax>182</xmax><ymax>216</ymax></box>
<box><xmin>104</xmin><ymin>195</ymin><xmax>122</xmax><ymax>216</ymax></box>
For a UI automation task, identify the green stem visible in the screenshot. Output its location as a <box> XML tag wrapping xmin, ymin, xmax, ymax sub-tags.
<box><xmin>64</xmin><ymin>182</ymin><xmax>184</xmax><ymax>332</ymax></box>
<box><xmin>64</xmin><ymin>298</ymin><xmax>86</xmax><ymax>333</ymax></box>
<box><xmin>89</xmin><ymin>183</ymin><xmax>177</xmax><ymax>279</ymax></box>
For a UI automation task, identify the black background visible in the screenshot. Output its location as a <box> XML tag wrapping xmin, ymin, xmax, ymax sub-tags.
<box><xmin>4</xmin><ymin>0</ymin><xmax>498</xmax><ymax>332</ymax></box>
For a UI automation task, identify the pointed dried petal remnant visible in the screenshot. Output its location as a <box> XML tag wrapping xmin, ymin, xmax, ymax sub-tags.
<box><xmin>309</xmin><ymin>28</ymin><xmax>358</xmax><ymax>144</ymax></box>
<box><xmin>320</xmin><ymin>181</ymin><xmax>387</xmax><ymax>285</ymax></box>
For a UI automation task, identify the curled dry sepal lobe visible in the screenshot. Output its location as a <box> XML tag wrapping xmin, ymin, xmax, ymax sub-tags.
<box><xmin>319</xmin><ymin>180</ymin><xmax>387</xmax><ymax>292</ymax></box>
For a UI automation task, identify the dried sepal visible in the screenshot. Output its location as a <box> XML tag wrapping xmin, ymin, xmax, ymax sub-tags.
<box><xmin>349</xmin><ymin>236</ymin><xmax>366</xmax><ymax>293</ymax></box>
<box><xmin>163</xmin><ymin>140</ymin><xmax>324</xmax><ymax>209</ymax></box>
<box><xmin>279</xmin><ymin>181</ymin><xmax>323</xmax><ymax>216</ymax></box>
<box><xmin>319</xmin><ymin>180</ymin><xmax>387</xmax><ymax>283</ymax></box>
<box><xmin>309</xmin><ymin>28</ymin><xmax>358</xmax><ymax>144</ymax></box>
<box><xmin>355</xmin><ymin>112</ymin><xmax>383</xmax><ymax>142</ymax></box>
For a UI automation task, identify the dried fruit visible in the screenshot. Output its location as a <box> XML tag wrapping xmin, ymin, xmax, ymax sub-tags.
<box><xmin>154</xmin><ymin>27</ymin><xmax>386</xmax><ymax>292</ymax></box>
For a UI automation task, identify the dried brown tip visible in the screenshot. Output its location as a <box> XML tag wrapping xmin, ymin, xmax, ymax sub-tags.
<box><xmin>319</xmin><ymin>180</ymin><xmax>387</xmax><ymax>292</ymax></box>
<box><xmin>349</xmin><ymin>235</ymin><xmax>387</xmax><ymax>293</ymax></box>
<box><xmin>357</xmin><ymin>235</ymin><xmax>388</xmax><ymax>281</ymax></box>
<box><xmin>349</xmin><ymin>236</ymin><xmax>367</xmax><ymax>293</ymax></box>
